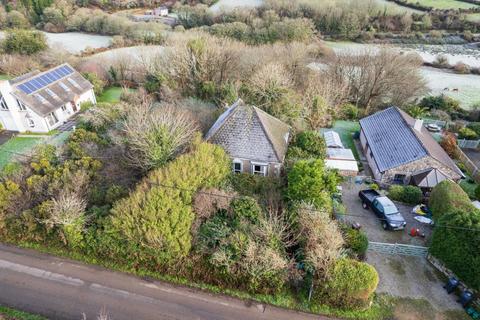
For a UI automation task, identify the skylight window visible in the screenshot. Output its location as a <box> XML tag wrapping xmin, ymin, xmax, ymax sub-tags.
<box><xmin>34</xmin><ymin>93</ymin><xmax>47</xmax><ymax>104</ymax></box>
<box><xmin>59</xmin><ymin>82</ymin><xmax>71</xmax><ymax>92</ymax></box>
<box><xmin>45</xmin><ymin>88</ymin><xmax>59</xmax><ymax>99</ymax></box>
<box><xmin>67</xmin><ymin>78</ymin><xmax>80</xmax><ymax>89</ymax></box>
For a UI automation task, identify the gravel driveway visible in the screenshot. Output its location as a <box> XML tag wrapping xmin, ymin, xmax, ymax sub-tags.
<box><xmin>341</xmin><ymin>182</ymin><xmax>432</xmax><ymax>246</ymax></box>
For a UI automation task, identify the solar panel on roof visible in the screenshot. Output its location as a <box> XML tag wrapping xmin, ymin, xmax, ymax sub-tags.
<box><xmin>17</xmin><ymin>65</ymin><xmax>75</xmax><ymax>95</ymax></box>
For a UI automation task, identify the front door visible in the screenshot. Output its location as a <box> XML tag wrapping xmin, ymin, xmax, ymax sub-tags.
<box><xmin>71</xmin><ymin>101</ymin><xmax>77</xmax><ymax>112</ymax></box>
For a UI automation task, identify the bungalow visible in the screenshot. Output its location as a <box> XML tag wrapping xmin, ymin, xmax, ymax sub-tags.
<box><xmin>206</xmin><ymin>99</ymin><xmax>291</xmax><ymax>177</ymax></box>
<box><xmin>0</xmin><ymin>63</ymin><xmax>95</xmax><ymax>133</ymax></box>
<box><xmin>359</xmin><ymin>107</ymin><xmax>463</xmax><ymax>187</ymax></box>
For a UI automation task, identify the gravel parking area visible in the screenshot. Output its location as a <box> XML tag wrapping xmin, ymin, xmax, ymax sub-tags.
<box><xmin>341</xmin><ymin>182</ymin><xmax>432</xmax><ymax>246</ymax></box>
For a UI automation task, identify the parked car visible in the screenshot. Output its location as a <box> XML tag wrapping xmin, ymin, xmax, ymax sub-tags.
<box><xmin>359</xmin><ymin>189</ymin><xmax>407</xmax><ymax>230</ymax></box>
<box><xmin>426</xmin><ymin>123</ymin><xmax>441</xmax><ymax>132</ymax></box>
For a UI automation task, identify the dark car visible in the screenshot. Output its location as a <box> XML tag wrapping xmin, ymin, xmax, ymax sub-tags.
<box><xmin>359</xmin><ymin>189</ymin><xmax>407</xmax><ymax>230</ymax></box>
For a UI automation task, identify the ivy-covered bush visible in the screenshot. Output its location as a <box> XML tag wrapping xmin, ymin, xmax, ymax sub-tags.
<box><xmin>429</xmin><ymin>180</ymin><xmax>473</xmax><ymax>220</ymax></box>
<box><xmin>318</xmin><ymin>258</ymin><xmax>379</xmax><ymax>310</ymax></box>
<box><xmin>430</xmin><ymin>208</ymin><xmax>480</xmax><ymax>290</ymax></box>
<box><xmin>103</xmin><ymin>139</ymin><xmax>231</xmax><ymax>266</ymax></box>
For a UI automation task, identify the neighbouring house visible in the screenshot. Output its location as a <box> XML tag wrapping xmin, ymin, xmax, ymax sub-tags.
<box><xmin>359</xmin><ymin>107</ymin><xmax>463</xmax><ymax>187</ymax></box>
<box><xmin>206</xmin><ymin>99</ymin><xmax>290</xmax><ymax>177</ymax></box>
<box><xmin>323</xmin><ymin>131</ymin><xmax>358</xmax><ymax>176</ymax></box>
<box><xmin>0</xmin><ymin>64</ymin><xmax>95</xmax><ymax>133</ymax></box>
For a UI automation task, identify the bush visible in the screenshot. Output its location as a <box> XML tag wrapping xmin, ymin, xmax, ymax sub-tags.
<box><xmin>287</xmin><ymin>159</ymin><xmax>338</xmax><ymax>210</ymax></box>
<box><xmin>343</xmin><ymin>227</ymin><xmax>368</xmax><ymax>260</ymax></box>
<box><xmin>402</xmin><ymin>186</ymin><xmax>422</xmax><ymax>205</ymax></box>
<box><xmin>458</xmin><ymin>127</ymin><xmax>478</xmax><ymax>140</ymax></box>
<box><xmin>430</xmin><ymin>208</ymin><xmax>480</xmax><ymax>290</ymax></box>
<box><xmin>1</xmin><ymin>29</ymin><xmax>47</xmax><ymax>55</ymax></box>
<box><xmin>230</xmin><ymin>196</ymin><xmax>262</xmax><ymax>223</ymax></box>
<box><xmin>440</xmin><ymin>132</ymin><xmax>459</xmax><ymax>159</ymax></box>
<box><xmin>342</xmin><ymin>103</ymin><xmax>359</xmax><ymax>120</ymax></box>
<box><xmin>287</xmin><ymin>131</ymin><xmax>326</xmax><ymax>160</ymax></box>
<box><xmin>388</xmin><ymin>185</ymin><xmax>404</xmax><ymax>202</ymax></box>
<box><xmin>420</xmin><ymin>95</ymin><xmax>460</xmax><ymax>113</ymax></box>
<box><xmin>318</xmin><ymin>258</ymin><xmax>379</xmax><ymax>310</ymax></box>
<box><xmin>467</xmin><ymin>122</ymin><xmax>480</xmax><ymax>136</ymax></box>
<box><xmin>104</xmin><ymin>139</ymin><xmax>231</xmax><ymax>266</ymax></box>
<box><xmin>429</xmin><ymin>180</ymin><xmax>473</xmax><ymax>220</ymax></box>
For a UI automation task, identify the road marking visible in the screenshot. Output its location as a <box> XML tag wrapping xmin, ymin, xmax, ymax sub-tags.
<box><xmin>0</xmin><ymin>258</ymin><xmax>84</xmax><ymax>287</ymax></box>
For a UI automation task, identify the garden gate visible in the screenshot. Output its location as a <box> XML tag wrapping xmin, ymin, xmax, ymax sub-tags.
<box><xmin>368</xmin><ymin>241</ymin><xmax>429</xmax><ymax>258</ymax></box>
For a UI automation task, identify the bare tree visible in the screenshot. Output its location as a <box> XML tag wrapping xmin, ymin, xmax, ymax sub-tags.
<box><xmin>326</xmin><ymin>48</ymin><xmax>427</xmax><ymax>114</ymax></box>
<box><xmin>120</xmin><ymin>97</ymin><xmax>198</xmax><ymax>171</ymax></box>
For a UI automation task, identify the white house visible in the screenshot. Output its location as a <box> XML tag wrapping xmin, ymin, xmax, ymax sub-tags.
<box><xmin>0</xmin><ymin>63</ymin><xmax>96</xmax><ymax>133</ymax></box>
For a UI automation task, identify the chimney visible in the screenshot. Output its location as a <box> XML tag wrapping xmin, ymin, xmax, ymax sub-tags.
<box><xmin>414</xmin><ymin>119</ymin><xmax>424</xmax><ymax>132</ymax></box>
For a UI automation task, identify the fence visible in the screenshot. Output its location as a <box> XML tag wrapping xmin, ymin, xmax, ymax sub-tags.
<box><xmin>457</xmin><ymin>145</ymin><xmax>480</xmax><ymax>183</ymax></box>
<box><xmin>368</xmin><ymin>241</ymin><xmax>429</xmax><ymax>258</ymax></box>
<box><xmin>423</xmin><ymin>118</ymin><xmax>448</xmax><ymax>129</ymax></box>
<box><xmin>458</xmin><ymin>139</ymin><xmax>480</xmax><ymax>149</ymax></box>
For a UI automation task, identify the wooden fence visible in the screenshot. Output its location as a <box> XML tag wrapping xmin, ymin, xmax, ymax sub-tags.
<box><xmin>457</xmin><ymin>146</ymin><xmax>480</xmax><ymax>183</ymax></box>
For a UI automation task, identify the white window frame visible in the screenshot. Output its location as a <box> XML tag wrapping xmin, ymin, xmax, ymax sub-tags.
<box><xmin>251</xmin><ymin>162</ymin><xmax>268</xmax><ymax>176</ymax></box>
<box><xmin>17</xmin><ymin>100</ymin><xmax>27</xmax><ymax>111</ymax></box>
<box><xmin>61</xmin><ymin>105</ymin><xmax>67</xmax><ymax>112</ymax></box>
<box><xmin>46</xmin><ymin>112</ymin><xmax>58</xmax><ymax>126</ymax></box>
<box><xmin>27</xmin><ymin>118</ymin><xmax>35</xmax><ymax>128</ymax></box>
<box><xmin>233</xmin><ymin>160</ymin><xmax>243</xmax><ymax>173</ymax></box>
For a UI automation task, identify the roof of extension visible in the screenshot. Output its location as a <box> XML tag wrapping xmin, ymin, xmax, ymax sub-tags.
<box><xmin>9</xmin><ymin>63</ymin><xmax>93</xmax><ymax>117</ymax></box>
<box><xmin>360</xmin><ymin>107</ymin><xmax>462</xmax><ymax>176</ymax></box>
<box><xmin>205</xmin><ymin>99</ymin><xmax>291</xmax><ymax>163</ymax></box>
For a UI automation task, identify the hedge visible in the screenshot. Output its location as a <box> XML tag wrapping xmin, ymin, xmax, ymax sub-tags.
<box><xmin>430</xmin><ymin>208</ymin><xmax>480</xmax><ymax>290</ymax></box>
<box><xmin>429</xmin><ymin>180</ymin><xmax>473</xmax><ymax>220</ymax></box>
<box><xmin>318</xmin><ymin>258</ymin><xmax>379</xmax><ymax>310</ymax></box>
<box><xmin>388</xmin><ymin>185</ymin><xmax>422</xmax><ymax>205</ymax></box>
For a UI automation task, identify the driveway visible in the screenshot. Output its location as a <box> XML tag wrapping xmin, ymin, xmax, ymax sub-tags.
<box><xmin>341</xmin><ymin>182</ymin><xmax>432</xmax><ymax>246</ymax></box>
<box><xmin>0</xmin><ymin>131</ymin><xmax>14</xmax><ymax>146</ymax></box>
<box><xmin>0</xmin><ymin>244</ymin><xmax>326</xmax><ymax>320</ymax></box>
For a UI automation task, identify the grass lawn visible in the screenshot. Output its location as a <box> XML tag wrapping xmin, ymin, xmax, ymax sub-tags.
<box><xmin>321</xmin><ymin>120</ymin><xmax>361</xmax><ymax>160</ymax></box>
<box><xmin>97</xmin><ymin>86</ymin><xmax>123</xmax><ymax>103</ymax></box>
<box><xmin>0</xmin><ymin>305</ymin><xmax>47</xmax><ymax>320</ymax></box>
<box><xmin>405</xmin><ymin>0</ymin><xmax>479</xmax><ymax>9</ymax></box>
<box><xmin>0</xmin><ymin>137</ymin><xmax>44</xmax><ymax>170</ymax></box>
<box><xmin>0</xmin><ymin>74</ymin><xmax>11</xmax><ymax>80</ymax></box>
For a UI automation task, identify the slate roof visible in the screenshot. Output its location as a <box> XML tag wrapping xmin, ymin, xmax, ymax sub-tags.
<box><xmin>9</xmin><ymin>63</ymin><xmax>93</xmax><ymax>117</ymax></box>
<box><xmin>360</xmin><ymin>107</ymin><xmax>462</xmax><ymax>176</ymax></box>
<box><xmin>205</xmin><ymin>100</ymin><xmax>290</xmax><ymax>163</ymax></box>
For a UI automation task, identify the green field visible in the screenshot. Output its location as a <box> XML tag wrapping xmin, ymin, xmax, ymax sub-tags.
<box><xmin>466</xmin><ymin>12</ymin><xmax>480</xmax><ymax>22</ymax></box>
<box><xmin>405</xmin><ymin>0</ymin><xmax>479</xmax><ymax>10</ymax></box>
<box><xmin>320</xmin><ymin>120</ymin><xmax>361</xmax><ymax>160</ymax></box>
<box><xmin>0</xmin><ymin>136</ymin><xmax>43</xmax><ymax>169</ymax></box>
<box><xmin>0</xmin><ymin>74</ymin><xmax>11</xmax><ymax>80</ymax></box>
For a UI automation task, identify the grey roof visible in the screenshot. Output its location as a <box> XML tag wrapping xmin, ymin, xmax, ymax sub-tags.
<box><xmin>360</xmin><ymin>107</ymin><xmax>462</xmax><ymax>176</ymax></box>
<box><xmin>206</xmin><ymin>99</ymin><xmax>290</xmax><ymax>163</ymax></box>
<box><xmin>9</xmin><ymin>63</ymin><xmax>93</xmax><ymax>117</ymax></box>
<box><xmin>324</xmin><ymin>130</ymin><xmax>344</xmax><ymax>148</ymax></box>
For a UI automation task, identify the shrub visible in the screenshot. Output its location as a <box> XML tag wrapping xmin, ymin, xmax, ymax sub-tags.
<box><xmin>429</xmin><ymin>180</ymin><xmax>473</xmax><ymax>220</ymax></box>
<box><xmin>82</xmin><ymin>72</ymin><xmax>106</xmax><ymax>96</ymax></box>
<box><xmin>458</xmin><ymin>127</ymin><xmax>478</xmax><ymax>140</ymax></box>
<box><xmin>342</xmin><ymin>103</ymin><xmax>359</xmax><ymax>120</ymax></box>
<box><xmin>287</xmin><ymin>159</ymin><xmax>338</xmax><ymax>210</ymax></box>
<box><xmin>230</xmin><ymin>196</ymin><xmax>262</xmax><ymax>223</ymax></box>
<box><xmin>420</xmin><ymin>95</ymin><xmax>459</xmax><ymax>112</ymax></box>
<box><xmin>343</xmin><ymin>228</ymin><xmax>368</xmax><ymax>260</ymax></box>
<box><xmin>402</xmin><ymin>186</ymin><xmax>422</xmax><ymax>205</ymax></box>
<box><xmin>430</xmin><ymin>208</ymin><xmax>480</xmax><ymax>290</ymax></box>
<box><xmin>104</xmin><ymin>140</ymin><xmax>231</xmax><ymax>266</ymax></box>
<box><xmin>1</xmin><ymin>29</ymin><xmax>47</xmax><ymax>55</ymax></box>
<box><xmin>440</xmin><ymin>132</ymin><xmax>459</xmax><ymax>159</ymax></box>
<box><xmin>454</xmin><ymin>62</ymin><xmax>470</xmax><ymax>74</ymax></box>
<box><xmin>287</xmin><ymin>131</ymin><xmax>326</xmax><ymax>160</ymax></box>
<box><xmin>467</xmin><ymin>122</ymin><xmax>480</xmax><ymax>136</ymax></box>
<box><xmin>388</xmin><ymin>185</ymin><xmax>404</xmax><ymax>202</ymax></box>
<box><xmin>318</xmin><ymin>258</ymin><xmax>379</xmax><ymax>310</ymax></box>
